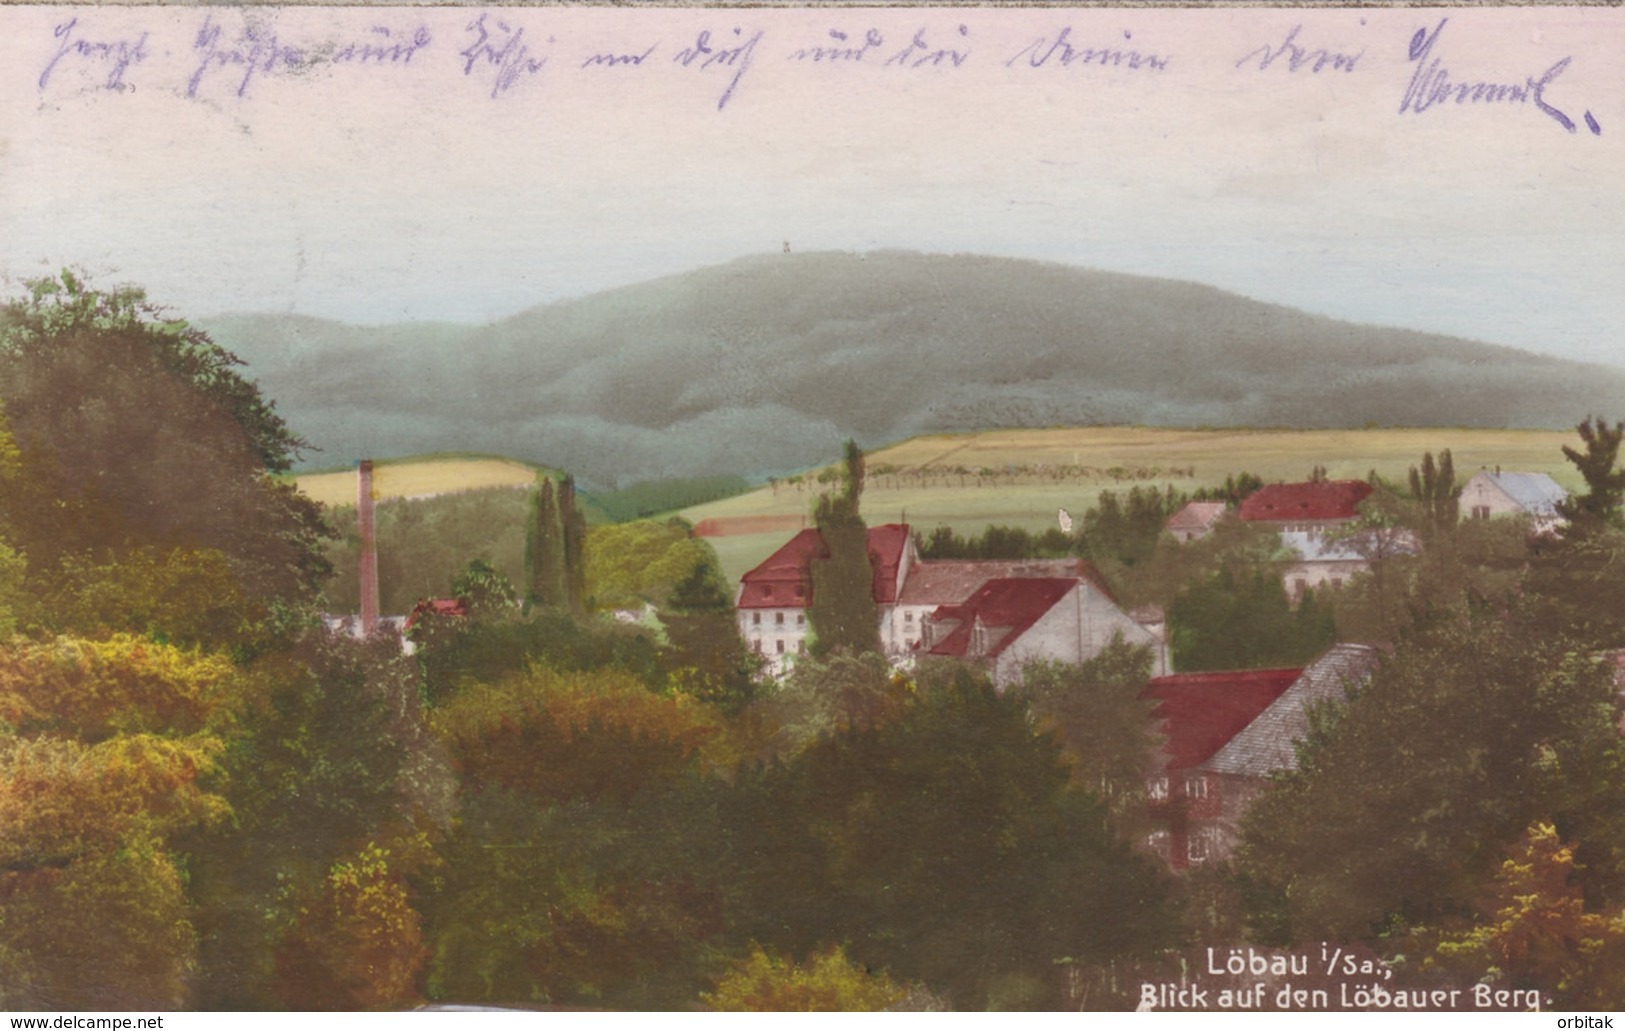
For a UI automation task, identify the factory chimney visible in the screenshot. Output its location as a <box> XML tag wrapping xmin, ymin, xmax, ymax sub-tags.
<box><xmin>358</xmin><ymin>459</ymin><xmax>379</xmax><ymax>635</ymax></box>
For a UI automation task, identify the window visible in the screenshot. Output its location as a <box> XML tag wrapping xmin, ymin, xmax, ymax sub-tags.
<box><xmin>904</xmin><ymin>610</ymin><xmax>914</xmax><ymax>623</ymax></box>
<box><xmin>1147</xmin><ymin>777</ymin><xmax>1169</xmax><ymax>800</ymax></box>
<box><xmin>752</xmin><ymin>612</ymin><xmax>761</xmax><ymax>625</ymax></box>
<box><xmin>1184</xmin><ymin>776</ymin><xmax>1209</xmax><ymax>799</ymax></box>
<box><xmin>751</xmin><ymin>640</ymin><xmax>762</xmax><ymax>653</ymax></box>
<box><xmin>796</xmin><ymin>613</ymin><xmax>805</xmax><ymax>626</ymax></box>
<box><xmin>1146</xmin><ymin>831</ymin><xmax>1171</xmax><ymax>858</ymax></box>
<box><xmin>1187</xmin><ymin>832</ymin><xmax>1213</xmax><ymax>865</ymax></box>
<box><xmin>1472</xmin><ymin>505</ymin><xmax>1491</xmax><ymax>520</ymax></box>
<box><xmin>775</xmin><ymin>640</ymin><xmax>785</xmax><ymax>655</ymax></box>
<box><xmin>775</xmin><ymin>612</ymin><xmax>785</xmax><ymax>625</ymax></box>
<box><xmin>797</xmin><ymin>640</ymin><xmax>805</xmax><ymax>655</ymax></box>
<box><xmin>1293</xmin><ymin>577</ymin><xmax>1308</xmax><ymax>600</ymax></box>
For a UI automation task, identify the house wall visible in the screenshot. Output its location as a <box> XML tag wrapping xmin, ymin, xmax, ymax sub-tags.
<box><xmin>1461</xmin><ymin>474</ymin><xmax>1524</xmax><ymax>520</ymax></box>
<box><xmin>738</xmin><ymin>607</ymin><xmax>809</xmax><ymax>673</ymax></box>
<box><xmin>991</xmin><ymin>583</ymin><xmax>1169</xmax><ymax>688</ymax></box>
<box><xmin>1282</xmin><ymin>558</ymin><xmax>1366</xmax><ymax>603</ymax></box>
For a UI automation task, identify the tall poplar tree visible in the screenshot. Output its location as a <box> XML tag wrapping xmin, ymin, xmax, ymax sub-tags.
<box><xmin>808</xmin><ymin>441</ymin><xmax>881</xmax><ymax>657</ymax></box>
<box><xmin>526</xmin><ymin>476</ymin><xmax>565</xmax><ymax>608</ymax></box>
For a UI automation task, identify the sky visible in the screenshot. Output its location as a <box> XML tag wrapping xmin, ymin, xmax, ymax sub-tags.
<box><xmin>3</xmin><ymin>4</ymin><xmax>1622</xmax><ymax>365</ymax></box>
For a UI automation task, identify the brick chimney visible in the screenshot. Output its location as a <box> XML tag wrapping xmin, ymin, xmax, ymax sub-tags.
<box><xmin>358</xmin><ymin>459</ymin><xmax>379</xmax><ymax>635</ymax></box>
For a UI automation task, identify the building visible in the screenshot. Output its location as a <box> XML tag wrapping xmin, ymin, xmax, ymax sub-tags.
<box><xmin>1237</xmin><ymin>480</ymin><xmax>1373</xmax><ymax>534</ymax></box>
<box><xmin>1141</xmin><ymin>666</ymin><xmax>1303</xmax><ymax>868</ymax></box>
<box><xmin>922</xmin><ymin>576</ymin><xmax>1170</xmax><ymax>688</ymax></box>
<box><xmin>1277</xmin><ymin>529</ymin><xmax>1417</xmax><ymax>604</ymax></box>
<box><xmin>1165</xmin><ymin>501</ymin><xmax>1228</xmax><ymax>542</ymax></box>
<box><xmin>735</xmin><ymin>523</ymin><xmax>915</xmax><ymax>673</ymax></box>
<box><xmin>736</xmin><ymin>524</ymin><xmax>1167</xmax><ymax>679</ymax></box>
<box><xmin>1144</xmin><ymin>644</ymin><xmax>1383</xmax><ymax>869</ymax></box>
<box><xmin>1461</xmin><ymin>470</ymin><xmax>1568</xmax><ymax>534</ymax></box>
<box><xmin>891</xmin><ymin>557</ymin><xmax>1109</xmax><ymax>653</ymax></box>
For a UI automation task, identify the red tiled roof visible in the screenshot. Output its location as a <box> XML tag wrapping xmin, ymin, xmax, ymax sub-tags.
<box><xmin>899</xmin><ymin>558</ymin><xmax>1112</xmax><ymax>607</ymax></box>
<box><xmin>1142</xmin><ymin>667</ymin><xmax>1303</xmax><ymax>770</ymax></box>
<box><xmin>1237</xmin><ymin>480</ymin><xmax>1372</xmax><ymax>523</ymax></box>
<box><xmin>926</xmin><ymin>578</ymin><xmax>1079</xmax><ymax>660</ymax></box>
<box><xmin>405</xmin><ymin>597</ymin><xmax>468</xmax><ymax>629</ymax></box>
<box><xmin>737</xmin><ymin>523</ymin><xmax>909</xmax><ymax>609</ymax></box>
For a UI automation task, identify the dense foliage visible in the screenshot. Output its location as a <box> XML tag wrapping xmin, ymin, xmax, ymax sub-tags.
<box><xmin>9</xmin><ymin>274</ymin><xmax>1625</xmax><ymax>1010</ymax></box>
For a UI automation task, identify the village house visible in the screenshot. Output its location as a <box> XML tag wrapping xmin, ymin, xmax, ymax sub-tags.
<box><xmin>1277</xmin><ymin>529</ymin><xmax>1418</xmax><ymax>604</ymax></box>
<box><xmin>1237</xmin><ymin>479</ymin><xmax>1373</xmax><ymax>534</ymax></box>
<box><xmin>1164</xmin><ymin>500</ymin><xmax>1228</xmax><ymax>542</ymax></box>
<box><xmin>735</xmin><ymin>524</ymin><xmax>1166</xmax><ymax>678</ymax></box>
<box><xmin>1145</xmin><ymin>644</ymin><xmax>1382</xmax><ymax>869</ymax></box>
<box><xmin>890</xmin><ymin>557</ymin><xmax>1111</xmax><ymax>652</ymax></box>
<box><xmin>1141</xmin><ymin>666</ymin><xmax>1302</xmax><ymax>869</ymax></box>
<box><xmin>735</xmin><ymin>523</ymin><xmax>914</xmax><ymax>674</ymax></box>
<box><xmin>921</xmin><ymin>575</ymin><xmax>1170</xmax><ymax>689</ymax></box>
<box><xmin>1461</xmin><ymin>470</ymin><xmax>1568</xmax><ymax>534</ymax></box>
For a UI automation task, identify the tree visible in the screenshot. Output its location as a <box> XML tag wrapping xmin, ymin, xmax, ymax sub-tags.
<box><xmin>1167</xmin><ymin>567</ymin><xmax>1334</xmax><ymax>671</ymax></box>
<box><xmin>0</xmin><ymin>272</ymin><xmax>330</xmax><ymax>623</ymax></box>
<box><xmin>1557</xmin><ymin>416</ymin><xmax>1625</xmax><ymax>531</ymax></box>
<box><xmin>450</xmin><ymin>556</ymin><xmax>518</xmax><ymax>617</ymax></box>
<box><xmin>808</xmin><ymin>441</ymin><xmax>881</xmax><ymax>657</ymax></box>
<box><xmin>0</xmin><ymin>635</ymin><xmax>242</xmax><ymax>1009</ymax></box>
<box><xmin>525</xmin><ymin>476</ymin><xmax>565</xmax><ymax>608</ymax></box>
<box><xmin>703</xmin><ymin>944</ymin><xmax>907</xmax><ymax>1011</ymax></box>
<box><xmin>559</xmin><ymin>474</ymin><xmax>588</xmax><ymax>613</ymax></box>
<box><xmin>1528</xmin><ymin>418</ymin><xmax>1625</xmax><ymax>651</ymax></box>
<box><xmin>1409</xmin><ymin>821</ymin><xmax>1625</xmax><ymax>1009</ymax></box>
<box><xmin>1016</xmin><ymin>637</ymin><xmax>1162</xmax><ymax>829</ymax></box>
<box><xmin>1408</xmin><ymin>449</ymin><xmax>1461</xmax><ymax>539</ymax></box>
<box><xmin>1237</xmin><ymin>602</ymin><xmax>1625</xmax><ymax>943</ymax></box>
<box><xmin>724</xmin><ymin>669</ymin><xmax>1179</xmax><ymax>1008</ymax></box>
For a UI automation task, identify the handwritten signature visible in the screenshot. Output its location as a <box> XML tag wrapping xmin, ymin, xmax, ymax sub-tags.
<box><xmin>39</xmin><ymin>17</ymin><xmax>149</xmax><ymax>92</ymax></box>
<box><xmin>1399</xmin><ymin>18</ymin><xmax>1600</xmax><ymax>135</ymax></box>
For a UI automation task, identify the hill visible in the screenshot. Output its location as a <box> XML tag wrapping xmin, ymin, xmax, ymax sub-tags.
<box><xmin>201</xmin><ymin>251</ymin><xmax>1625</xmax><ymax>489</ymax></box>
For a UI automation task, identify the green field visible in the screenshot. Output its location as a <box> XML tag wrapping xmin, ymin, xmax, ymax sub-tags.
<box><xmin>682</xmin><ymin>426</ymin><xmax>1584</xmax><ymax>584</ymax></box>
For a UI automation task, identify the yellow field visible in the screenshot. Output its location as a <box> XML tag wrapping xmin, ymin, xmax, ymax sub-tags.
<box><xmin>294</xmin><ymin>456</ymin><xmax>538</xmax><ymax>508</ymax></box>
<box><xmin>684</xmin><ymin>426</ymin><xmax>1585</xmax><ymax>584</ymax></box>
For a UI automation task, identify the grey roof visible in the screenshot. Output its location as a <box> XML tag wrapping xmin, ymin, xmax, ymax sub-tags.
<box><xmin>1200</xmin><ymin>643</ymin><xmax>1382</xmax><ymax>778</ymax></box>
<box><xmin>1483</xmin><ymin>472</ymin><xmax>1568</xmax><ymax>517</ymax></box>
<box><xmin>1279</xmin><ymin>530</ymin><xmax>1366</xmax><ymax>563</ymax></box>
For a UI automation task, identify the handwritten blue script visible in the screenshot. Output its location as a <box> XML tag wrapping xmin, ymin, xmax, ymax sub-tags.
<box><xmin>1236</xmin><ymin>25</ymin><xmax>1362</xmax><ymax>74</ymax></box>
<box><xmin>674</xmin><ymin>27</ymin><xmax>761</xmax><ymax>111</ymax></box>
<box><xmin>789</xmin><ymin>28</ymin><xmax>886</xmax><ymax>64</ymax></box>
<box><xmin>1399</xmin><ymin>18</ymin><xmax>1598</xmax><ymax>134</ymax></box>
<box><xmin>886</xmin><ymin>26</ymin><xmax>970</xmax><ymax>69</ymax></box>
<box><xmin>461</xmin><ymin>13</ymin><xmax>548</xmax><ymax>99</ymax></box>
<box><xmin>1006</xmin><ymin>27</ymin><xmax>1168</xmax><ymax>72</ymax></box>
<box><xmin>39</xmin><ymin>17</ymin><xmax>149</xmax><ymax>92</ymax></box>
<box><xmin>189</xmin><ymin>15</ymin><xmax>431</xmax><ymax>99</ymax></box>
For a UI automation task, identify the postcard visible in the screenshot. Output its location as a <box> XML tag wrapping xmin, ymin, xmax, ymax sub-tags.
<box><xmin>1</xmin><ymin>1</ymin><xmax>1622</xmax><ymax>1019</ymax></box>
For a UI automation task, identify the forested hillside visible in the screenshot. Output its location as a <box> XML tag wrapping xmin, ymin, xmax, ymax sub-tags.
<box><xmin>202</xmin><ymin>251</ymin><xmax>1625</xmax><ymax>488</ymax></box>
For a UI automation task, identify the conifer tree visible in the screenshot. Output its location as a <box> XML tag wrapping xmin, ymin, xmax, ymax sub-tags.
<box><xmin>558</xmin><ymin>474</ymin><xmax>588</xmax><ymax>613</ymax></box>
<box><xmin>808</xmin><ymin>441</ymin><xmax>881</xmax><ymax>657</ymax></box>
<box><xmin>525</xmin><ymin>476</ymin><xmax>565</xmax><ymax>608</ymax></box>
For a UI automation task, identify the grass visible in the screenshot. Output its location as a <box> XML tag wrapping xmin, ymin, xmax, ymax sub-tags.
<box><xmin>294</xmin><ymin>456</ymin><xmax>539</xmax><ymax>509</ymax></box>
<box><xmin>683</xmin><ymin>426</ymin><xmax>1584</xmax><ymax>583</ymax></box>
